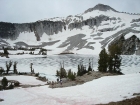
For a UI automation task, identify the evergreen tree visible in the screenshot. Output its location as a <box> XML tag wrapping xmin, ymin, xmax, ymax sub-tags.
<box><xmin>83</xmin><ymin>66</ymin><xmax>87</xmax><ymax>75</ymax></box>
<box><xmin>13</xmin><ymin>61</ymin><xmax>18</xmax><ymax>74</ymax></box>
<box><xmin>98</xmin><ymin>48</ymin><xmax>108</xmax><ymax>72</ymax></box>
<box><xmin>108</xmin><ymin>44</ymin><xmax>121</xmax><ymax>57</ymax></box>
<box><xmin>60</xmin><ymin>68</ymin><xmax>67</xmax><ymax>78</ymax></box>
<box><xmin>77</xmin><ymin>64</ymin><xmax>87</xmax><ymax>76</ymax></box>
<box><xmin>112</xmin><ymin>54</ymin><xmax>122</xmax><ymax>73</ymax></box>
<box><xmin>2</xmin><ymin>77</ymin><xmax>8</xmax><ymax>89</ymax></box>
<box><xmin>68</xmin><ymin>70</ymin><xmax>76</xmax><ymax>81</ymax></box>
<box><xmin>68</xmin><ymin>69</ymin><xmax>72</xmax><ymax>79</ymax></box>
<box><xmin>56</xmin><ymin>70</ymin><xmax>60</xmax><ymax>76</ymax></box>
<box><xmin>88</xmin><ymin>59</ymin><xmax>92</xmax><ymax>72</ymax></box>
<box><xmin>108</xmin><ymin>56</ymin><xmax>113</xmax><ymax>73</ymax></box>
<box><xmin>77</xmin><ymin>65</ymin><xmax>80</xmax><ymax>76</ymax></box>
<box><xmin>0</xmin><ymin>67</ymin><xmax>4</xmax><ymax>74</ymax></box>
<box><xmin>30</xmin><ymin>63</ymin><xmax>33</xmax><ymax>73</ymax></box>
<box><xmin>6</xmin><ymin>61</ymin><xmax>12</xmax><ymax>74</ymax></box>
<box><xmin>70</xmin><ymin>71</ymin><xmax>76</xmax><ymax>81</ymax></box>
<box><xmin>108</xmin><ymin>44</ymin><xmax>122</xmax><ymax>73</ymax></box>
<box><xmin>3</xmin><ymin>47</ymin><xmax>9</xmax><ymax>55</ymax></box>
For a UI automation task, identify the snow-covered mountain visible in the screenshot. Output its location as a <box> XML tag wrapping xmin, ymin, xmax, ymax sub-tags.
<box><xmin>0</xmin><ymin>4</ymin><xmax>140</xmax><ymax>55</ymax></box>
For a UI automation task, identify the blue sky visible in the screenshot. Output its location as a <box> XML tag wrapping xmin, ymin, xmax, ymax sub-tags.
<box><xmin>0</xmin><ymin>0</ymin><xmax>140</xmax><ymax>23</ymax></box>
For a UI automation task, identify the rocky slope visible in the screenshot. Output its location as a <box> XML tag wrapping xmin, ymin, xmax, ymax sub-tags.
<box><xmin>0</xmin><ymin>4</ymin><xmax>140</xmax><ymax>55</ymax></box>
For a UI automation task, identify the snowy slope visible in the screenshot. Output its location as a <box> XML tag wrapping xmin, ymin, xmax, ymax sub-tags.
<box><xmin>0</xmin><ymin>73</ymin><xmax>140</xmax><ymax>105</ymax></box>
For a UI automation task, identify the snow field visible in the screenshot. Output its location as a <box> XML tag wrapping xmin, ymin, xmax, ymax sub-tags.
<box><xmin>0</xmin><ymin>74</ymin><xmax>140</xmax><ymax>105</ymax></box>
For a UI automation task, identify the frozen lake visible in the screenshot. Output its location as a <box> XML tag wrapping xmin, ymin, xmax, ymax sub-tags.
<box><xmin>0</xmin><ymin>54</ymin><xmax>98</xmax><ymax>79</ymax></box>
<box><xmin>0</xmin><ymin>54</ymin><xmax>140</xmax><ymax>80</ymax></box>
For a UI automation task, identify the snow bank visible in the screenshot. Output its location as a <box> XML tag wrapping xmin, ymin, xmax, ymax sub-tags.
<box><xmin>0</xmin><ymin>74</ymin><xmax>140</xmax><ymax>105</ymax></box>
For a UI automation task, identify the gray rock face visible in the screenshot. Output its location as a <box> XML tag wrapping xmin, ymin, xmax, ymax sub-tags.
<box><xmin>14</xmin><ymin>40</ymin><xmax>60</xmax><ymax>48</ymax></box>
<box><xmin>0</xmin><ymin>21</ymin><xmax>65</xmax><ymax>41</ymax></box>
<box><xmin>58</xmin><ymin>34</ymin><xmax>87</xmax><ymax>51</ymax></box>
<box><xmin>100</xmin><ymin>28</ymin><xmax>140</xmax><ymax>49</ymax></box>
<box><xmin>84</xmin><ymin>4</ymin><xmax>118</xmax><ymax>14</ymax></box>
<box><xmin>68</xmin><ymin>15</ymin><xmax>110</xmax><ymax>30</ymax></box>
<box><xmin>98</xmin><ymin>27</ymin><xmax>114</xmax><ymax>32</ymax></box>
<box><xmin>131</xmin><ymin>23</ymin><xmax>140</xmax><ymax>27</ymax></box>
<box><xmin>121</xmin><ymin>23</ymin><xmax>126</xmax><ymax>27</ymax></box>
<box><xmin>131</xmin><ymin>18</ymin><xmax>140</xmax><ymax>23</ymax></box>
<box><xmin>107</xmin><ymin>34</ymin><xmax>140</xmax><ymax>55</ymax></box>
<box><xmin>58</xmin><ymin>34</ymin><xmax>95</xmax><ymax>51</ymax></box>
<box><xmin>122</xmin><ymin>35</ymin><xmax>139</xmax><ymax>55</ymax></box>
<box><xmin>0</xmin><ymin>15</ymin><xmax>110</xmax><ymax>41</ymax></box>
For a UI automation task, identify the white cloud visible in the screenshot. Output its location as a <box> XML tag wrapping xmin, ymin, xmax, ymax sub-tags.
<box><xmin>0</xmin><ymin>0</ymin><xmax>140</xmax><ymax>23</ymax></box>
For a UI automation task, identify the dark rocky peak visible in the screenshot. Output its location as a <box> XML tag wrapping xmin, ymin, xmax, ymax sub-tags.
<box><xmin>84</xmin><ymin>4</ymin><xmax>118</xmax><ymax>14</ymax></box>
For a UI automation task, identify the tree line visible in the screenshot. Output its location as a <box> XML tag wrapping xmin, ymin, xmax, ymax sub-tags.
<box><xmin>56</xmin><ymin>58</ymin><xmax>94</xmax><ymax>80</ymax></box>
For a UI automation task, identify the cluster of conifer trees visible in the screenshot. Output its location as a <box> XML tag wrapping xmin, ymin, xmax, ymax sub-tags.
<box><xmin>77</xmin><ymin>59</ymin><xmax>93</xmax><ymax>76</ymax></box>
<box><xmin>56</xmin><ymin>59</ymin><xmax>93</xmax><ymax>80</ymax></box>
<box><xmin>56</xmin><ymin>68</ymin><xmax>76</xmax><ymax>81</ymax></box>
<box><xmin>56</xmin><ymin>62</ymin><xmax>76</xmax><ymax>80</ymax></box>
<box><xmin>98</xmin><ymin>43</ymin><xmax>122</xmax><ymax>74</ymax></box>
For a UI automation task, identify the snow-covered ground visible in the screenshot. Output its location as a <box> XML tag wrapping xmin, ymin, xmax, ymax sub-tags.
<box><xmin>0</xmin><ymin>75</ymin><xmax>46</xmax><ymax>85</ymax></box>
<box><xmin>0</xmin><ymin>74</ymin><xmax>140</xmax><ymax>105</ymax></box>
<box><xmin>0</xmin><ymin>54</ymin><xmax>140</xmax><ymax>105</ymax></box>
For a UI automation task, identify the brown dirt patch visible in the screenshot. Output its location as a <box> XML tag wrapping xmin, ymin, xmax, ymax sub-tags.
<box><xmin>49</xmin><ymin>71</ymin><xmax>120</xmax><ymax>88</ymax></box>
<box><xmin>98</xmin><ymin>96</ymin><xmax>140</xmax><ymax>105</ymax></box>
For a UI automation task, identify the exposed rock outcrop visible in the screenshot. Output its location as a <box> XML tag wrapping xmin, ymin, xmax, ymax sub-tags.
<box><xmin>109</xmin><ymin>35</ymin><xmax>140</xmax><ymax>55</ymax></box>
<box><xmin>68</xmin><ymin>15</ymin><xmax>110</xmax><ymax>30</ymax></box>
<box><xmin>0</xmin><ymin>21</ymin><xmax>65</xmax><ymax>41</ymax></box>
<box><xmin>84</xmin><ymin>4</ymin><xmax>118</xmax><ymax>13</ymax></box>
<box><xmin>100</xmin><ymin>28</ymin><xmax>140</xmax><ymax>49</ymax></box>
<box><xmin>131</xmin><ymin>18</ymin><xmax>140</xmax><ymax>23</ymax></box>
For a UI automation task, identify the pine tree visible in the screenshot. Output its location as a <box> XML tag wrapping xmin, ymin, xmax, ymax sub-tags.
<box><xmin>108</xmin><ymin>44</ymin><xmax>121</xmax><ymax>57</ymax></box>
<box><xmin>70</xmin><ymin>71</ymin><xmax>76</xmax><ymax>81</ymax></box>
<box><xmin>3</xmin><ymin>47</ymin><xmax>9</xmax><ymax>55</ymax></box>
<box><xmin>108</xmin><ymin>44</ymin><xmax>122</xmax><ymax>73</ymax></box>
<box><xmin>108</xmin><ymin>56</ymin><xmax>113</xmax><ymax>73</ymax></box>
<box><xmin>2</xmin><ymin>77</ymin><xmax>8</xmax><ymax>89</ymax></box>
<box><xmin>6</xmin><ymin>61</ymin><xmax>12</xmax><ymax>74</ymax></box>
<box><xmin>112</xmin><ymin>54</ymin><xmax>122</xmax><ymax>73</ymax></box>
<box><xmin>13</xmin><ymin>61</ymin><xmax>18</xmax><ymax>74</ymax></box>
<box><xmin>30</xmin><ymin>63</ymin><xmax>33</xmax><ymax>73</ymax></box>
<box><xmin>83</xmin><ymin>66</ymin><xmax>87</xmax><ymax>75</ymax></box>
<box><xmin>68</xmin><ymin>69</ymin><xmax>72</xmax><ymax>79</ymax></box>
<box><xmin>56</xmin><ymin>70</ymin><xmax>60</xmax><ymax>76</ymax></box>
<box><xmin>88</xmin><ymin>59</ymin><xmax>92</xmax><ymax>72</ymax></box>
<box><xmin>98</xmin><ymin>48</ymin><xmax>108</xmax><ymax>72</ymax></box>
<box><xmin>0</xmin><ymin>67</ymin><xmax>4</xmax><ymax>74</ymax></box>
<box><xmin>77</xmin><ymin>64</ymin><xmax>87</xmax><ymax>76</ymax></box>
<box><xmin>77</xmin><ymin>65</ymin><xmax>80</xmax><ymax>76</ymax></box>
<box><xmin>60</xmin><ymin>68</ymin><xmax>67</xmax><ymax>78</ymax></box>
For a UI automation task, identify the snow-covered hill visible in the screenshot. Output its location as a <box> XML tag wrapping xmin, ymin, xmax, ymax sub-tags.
<box><xmin>0</xmin><ymin>73</ymin><xmax>140</xmax><ymax>105</ymax></box>
<box><xmin>0</xmin><ymin>4</ymin><xmax>140</xmax><ymax>55</ymax></box>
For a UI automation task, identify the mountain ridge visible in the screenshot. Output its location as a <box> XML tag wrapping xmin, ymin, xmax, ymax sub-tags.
<box><xmin>84</xmin><ymin>4</ymin><xmax>118</xmax><ymax>14</ymax></box>
<box><xmin>0</xmin><ymin>4</ymin><xmax>140</xmax><ymax>55</ymax></box>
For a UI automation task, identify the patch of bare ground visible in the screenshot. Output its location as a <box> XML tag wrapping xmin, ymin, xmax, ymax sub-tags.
<box><xmin>98</xmin><ymin>95</ymin><xmax>140</xmax><ymax>105</ymax></box>
<box><xmin>49</xmin><ymin>71</ymin><xmax>120</xmax><ymax>88</ymax></box>
<box><xmin>20</xmin><ymin>84</ymin><xmax>44</xmax><ymax>88</ymax></box>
